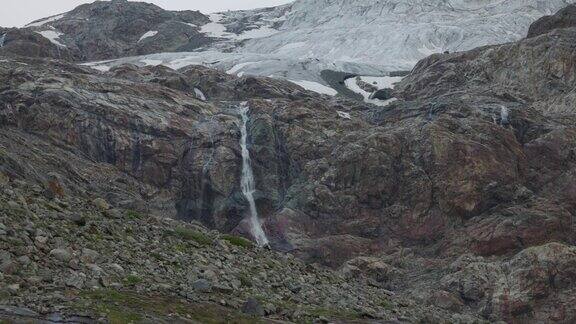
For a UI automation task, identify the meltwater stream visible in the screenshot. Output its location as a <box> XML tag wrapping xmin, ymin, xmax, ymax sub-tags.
<box><xmin>238</xmin><ymin>102</ymin><xmax>269</xmax><ymax>246</ymax></box>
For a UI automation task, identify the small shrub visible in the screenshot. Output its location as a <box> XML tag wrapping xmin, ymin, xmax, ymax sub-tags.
<box><xmin>173</xmin><ymin>243</ymin><xmax>188</xmax><ymax>253</ymax></box>
<box><xmin>238</xmin><ymin>273</ymin><xmax>253</xmax><ymax>287</ymax></box>
<box><xmin>379</xmin><ymin>299</ymin><xmax>393</xmax><ymax>310</ymax></box>
<box><xmin>173</xmin><ymin>227</ymin><xmax>212</xmax><ymax>245</ymax></box>
<box><xmin>221</xmin><ymin>234</ymin><xmax>253</xmax><ymax>248</ymax></box>
<box><xmin>125</xmin><ymin>210</ymin><xmax>144</xmax><ymax>220</ymax></box>
<box><xmin>124</xmin><ymin>275</ymin><xmax>142</xmax><ymax>286</ymax></box>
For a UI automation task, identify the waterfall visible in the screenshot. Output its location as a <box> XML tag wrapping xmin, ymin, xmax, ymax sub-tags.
<box><xmin>238</xmin><ymin>102</ymin><xmax>269</xmax><ymax>246</ymax></box>
<box><xmin>500</xmin><ymin>106</ymin><xmax>509</xmax><ymax>125</ymax></box>
<box><xmin>0</xmin><ymin>33</ymin><xmax>6</xmax><ymax>48</ymax></box>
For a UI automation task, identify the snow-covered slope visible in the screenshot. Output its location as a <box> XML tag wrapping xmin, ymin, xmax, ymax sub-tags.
<box><xmin>82</xmin><ymin>0</ymin><xmax>576</xmax><ymax>95</ymax></box>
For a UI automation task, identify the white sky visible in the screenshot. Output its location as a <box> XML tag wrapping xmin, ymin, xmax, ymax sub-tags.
<box><xmin>0</xmin><ymin>0</ymin><xmax>294</xmax><ymax>27</ymax></box>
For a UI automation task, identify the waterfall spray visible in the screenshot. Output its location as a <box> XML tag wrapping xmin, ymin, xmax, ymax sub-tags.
<box><xmin>0</xmin><ymin>33</ymin><xmax>6</xmax><ymax>48</ymax></box>
<box><xmin>238</xmin><ymin>102</ymin><xmax>269</xmax><ymax>246</ymax></box>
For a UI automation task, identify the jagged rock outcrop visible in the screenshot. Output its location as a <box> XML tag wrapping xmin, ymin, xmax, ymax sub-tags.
<box><xmin>528</xmin><ymin>4</ymin><xmax>576</xmax><ymax>38</ymax></box>
<box><xmin>0</xmin><ymin>28</ymin><xmax>75</xmax><ymax>60</ymax></box>
<box><xmin>440</xmin><ymin>243</ymin><xmax>576</xmax><ymax>322</ymax></box>
<box><xmin>1</xmin><ymin>0</ymin><xmax>210</xmax><ymax>61</ymax></box>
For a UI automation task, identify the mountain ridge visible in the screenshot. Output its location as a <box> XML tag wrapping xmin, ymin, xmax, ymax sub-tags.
<box><xmin>2</xmin><ymin>0</ymin><xmax>575</xmax><ymax>87</ymax></box>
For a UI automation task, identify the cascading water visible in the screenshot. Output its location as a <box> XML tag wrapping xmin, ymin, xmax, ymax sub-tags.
<box><xmin>0</xmin><ymin>33</ymin><xmax>6</xmax><ymax>48</ymax></box>
<box><xmin>500</xmin><ymin>106</ymin><xmax>509</xmax><ymax>125</ymax></box>
<box><xmin>238</xmin><ymin>102</ymin><xmax>269</xmax><ymax>247</ymax></box>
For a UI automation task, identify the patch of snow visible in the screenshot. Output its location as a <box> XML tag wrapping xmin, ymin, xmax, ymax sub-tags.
<box><xmin>36</xmin><ymin>30</ymin><xmax>67</xmax><ymax>47</ymax></box>
<box><xmin>194</xmin><ymin>88</ymin><xmax>207</xmax><ymax>101</ymax></box>
<box><xmin>80</xmin><ymin>59</ymin><xmax>118</xmax><ymax>71</ymax></box>
<box><xmin>359</xmin><ymin>76</ymin><xmax>404</xmax><ymax>89</ymax></box>
<box><xmin>91</xmin><ymin>65</ymin><xmax>111</xmax><ymax>72</ymax></box>
<box><xmin>337</xmin><ymin>111</ymin><xmax>351</xmax><ymax>120</ymax></box>
<box><xmin>138</xmin><ymin>31</ymin><xmax>158</xmax><ymax>43</ymax></box>
<box><xmin>227</xmin><ymin>62</ymin><xmax>256</xmax><ymax>75</ymax></box>
<box><xmin>289</xmin><ymin>80</ymin><xmax>337</xmax><ymax>96</ymax></box>
<box><xmin>181</xmin><ymin>22</ymin><xmax>198</xmax><ymax>28</ymax></box>
<box><xmin>345</xmin><ymin>77</ymin><xmax>398</xmax><ymax>107</ymax></box>
<box><xmin>140</xmin><ymin>59</ymin><xmax>163</xmax><ymax>66</ymax></box>
<box><xmin>26</xmin><ymin>14</ymin><xmax>65</xmax><ymax>27</ymax></box>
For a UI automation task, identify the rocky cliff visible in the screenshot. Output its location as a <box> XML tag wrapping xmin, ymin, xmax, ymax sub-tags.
<box><xmin>1</xmin><ymin>1</ymin><xmax>576</xmax><ymax>323</ymax></box>
<box><xmin>528</xmin><ymin>4</ymin><xmax>576</xmax><ymax>38</ymax></box>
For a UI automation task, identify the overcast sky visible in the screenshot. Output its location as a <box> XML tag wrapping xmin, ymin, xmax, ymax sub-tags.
<box><xmin>1</xmin><ymin>0</ymin><xmax>293</xmax><ymax>27</ymax></box>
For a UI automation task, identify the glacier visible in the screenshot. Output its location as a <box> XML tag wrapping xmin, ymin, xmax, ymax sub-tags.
<box><xmin>83</xmin><ymin>0</ymin><xmax>576</xmax><ymax>94</ymax></box>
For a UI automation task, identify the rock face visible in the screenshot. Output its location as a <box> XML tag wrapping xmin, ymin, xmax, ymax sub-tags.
<box><xmin>441</xmin><ymin>243</ymin><xmax>576</xmax><ymax>322</ymax></box>
<box><xmin>0</xmin><ymin>28</ymin><xmax>75</xmax><ymax>60</ymax></box>
<box><xmin>1</xmin><ymin>0</ymin><xmax>210</xmax><ymax>61</ymax></box>
<box><xmin>528</xmin><ymin>4</ymin><xmax>576</xmax><ymax>38</ymax></box>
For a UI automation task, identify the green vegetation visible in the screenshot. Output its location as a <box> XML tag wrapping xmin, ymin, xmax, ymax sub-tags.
<box><xmin>173</xmin><ymin>242</ymin><xmax>189</xmax><ymax>253</ymax></box>
<box><xmin>171</xmin><ymin>227</ymin><xmax>213</xmax><ymax>245</ymax></box>
<box><xmin>124</xmin><ymin>275</ymin><xmax>143</xmax><ymax>286</ymax></box>
<box><xmin>125</xmin><ymin>210</ymin><xmax>144</xmax><ymax>220</ymax></box>
<box><xmin>0</xmin><ymin>200</ymin><xmax>27</xmax><ymax>219</ymax></box>
<box><xmin>238</xmin><ymin>272</ymin><xmax>253</xmax><ymax>288</ymax></box>
<box><xmin>272</xmin><ymin>299</ymin><xmax>364</xmax><ymax>322</ymax></box>
<box><xmin>0</xmin><ymin>290</ymin><xmax>11</xmax><ymax>302</ymax></box>
<box><xmin>150</xmin><ymin>252</ymin><xmax>163</xmax><ymax>261</ymax></box>
<box><xmin>378</xmin><ymin>298</ymin><xmax>394</xmax><ymax>310</ymax></box>
<box><xmin>221</xmin><ymin>234</ymin><xmax>253</xmax><ymax>248</ymax></box>
<box><xmin>78</xmin><ymin>289</ymin><xmax>263</xmax><ymax>324</ymax></box>
<box><xmin>307</xmin><ymin>306</ymin><xmax>363</xmax><ymax>320</ymax></box>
